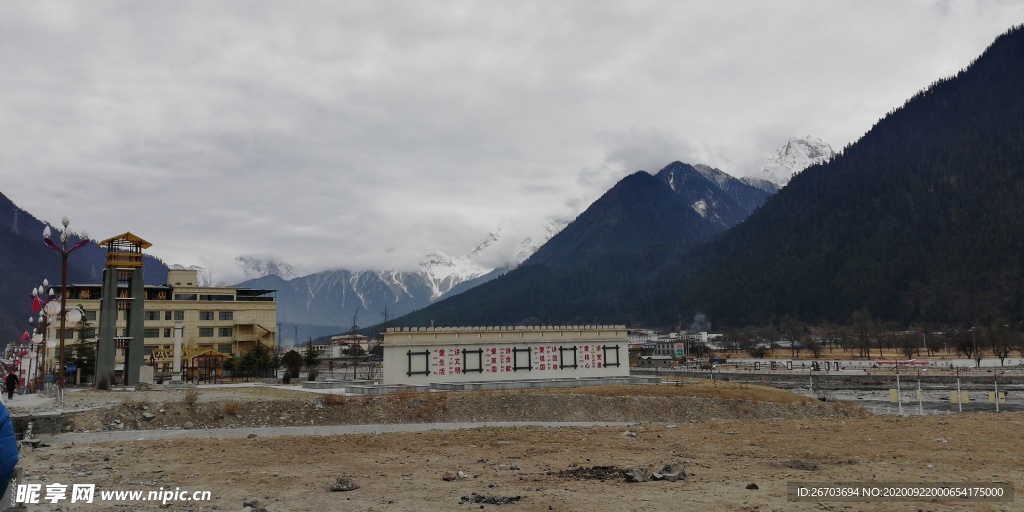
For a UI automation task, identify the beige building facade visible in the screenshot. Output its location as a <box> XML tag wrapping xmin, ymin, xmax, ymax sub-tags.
<box><xmin>50</xmin><ymin>269</ymin><xmax>276</xmax><ymax>379</ymax></box>
<box><xmin>382</xmin><ymin>325</ymin><xmax>629</xmax><ymax>385</ymax></box>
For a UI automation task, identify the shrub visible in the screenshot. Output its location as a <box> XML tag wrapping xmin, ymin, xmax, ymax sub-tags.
<box><xmin>224</xmin><ymin>399</ymin><xmax>240</xmax><ymax>415</ymax></box>
<box><xmin>322</xmin><ymin>394</ymin><xmax>346</xmax><ymax>406</ymax></box>
<box><xmin>183</xmin><ymin>390</ymin><xmax>199</xmax><ymax>405</ymax></box>
<box><xmin>97</xmin><ymin>373</ymin><xmax>111</xmax><ymax>391</ymax></box>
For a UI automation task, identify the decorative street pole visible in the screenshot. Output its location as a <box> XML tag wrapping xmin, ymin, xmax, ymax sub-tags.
<box><xmin>43</xmin><ymin>216</ymin><xmax>89</xmax><ymax>404</ymax></box>
<box><xmin>29</xmin><ymin>280</ymin><xmax>54</xmax><ymax>393</ymax></box>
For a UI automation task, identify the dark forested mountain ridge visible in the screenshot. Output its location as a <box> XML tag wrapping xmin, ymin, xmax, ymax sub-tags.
<box><xmin>658</xmin><ymin>24</ymin><xmax>1024</xmax><ymax>327</ymax></box>
<box><xmin>524</xmin><ymin>170</ymin><xmax>721</xmax><ymax>269</ymax></box>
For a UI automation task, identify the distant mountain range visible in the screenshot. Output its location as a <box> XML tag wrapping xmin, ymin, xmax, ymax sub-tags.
<box><xmin>235</xmin><ymin>221</ymin><xmax>567</xmax><ymax>343</ymax></box>
<box><xmin>243</xmin><ymin>135</ymin><xmax>829</xmax><ymax>341</ymax></box>
<box><xmin>394</xmin><ymin>24</ymin><xmax>1024</xmax><ymax>330</ymax></box>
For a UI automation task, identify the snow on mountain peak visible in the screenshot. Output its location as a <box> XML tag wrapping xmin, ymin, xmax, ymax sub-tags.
<box><xmin>759</xmin><ymin>136</ymin><xmax>834</xmax><ymax>186</ymax></box>
<box><xmin>237</xmin><ymin>255</ymin><xmax>296</xmax><ymax>279</ymax></box>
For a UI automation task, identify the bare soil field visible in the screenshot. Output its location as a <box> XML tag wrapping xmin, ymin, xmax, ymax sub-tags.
<box><xmin>10</xmin><ymin>382</ymin><xmax>1023</xmax><ymax>511</ymax></box>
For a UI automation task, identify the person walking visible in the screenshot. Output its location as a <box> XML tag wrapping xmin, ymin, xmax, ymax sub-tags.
<box><xmin>4</xmin><ymin>373</ymin><xmax>18</xmax><ymax>400</ymax></box>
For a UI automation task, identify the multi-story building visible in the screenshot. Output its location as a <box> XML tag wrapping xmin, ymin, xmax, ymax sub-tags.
<box><xmin>48</xmin><ymin>268</ymin><xmax>276</xmax><ymax>379</ymax></box>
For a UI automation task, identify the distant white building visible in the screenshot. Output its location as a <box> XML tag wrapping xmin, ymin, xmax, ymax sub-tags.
<box><xmin>327</xmin><ymin>334</ymin><xmax>371</xmax><ymax>357</ymax></box>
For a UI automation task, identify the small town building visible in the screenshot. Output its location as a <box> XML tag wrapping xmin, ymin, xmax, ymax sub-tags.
<box><xmin>382</xmin><ymin>325</ymin><xmax>629</xmax><ymax>385</ymax></box>
<box><xmin>48</xmin><ymin>268</ymin><xmax>277</xmax><ymax>382</ymax></box>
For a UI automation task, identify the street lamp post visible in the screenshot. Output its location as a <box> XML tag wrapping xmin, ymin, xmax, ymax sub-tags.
<box><xmin>43</xmin><ymin>216</ymin><xmax>89</xmax><ymax>404</ymax></box>
<box><xmin>29</xmin><ymin>280</ymin><xmax>56</xmax><ymax>393</ymax></box>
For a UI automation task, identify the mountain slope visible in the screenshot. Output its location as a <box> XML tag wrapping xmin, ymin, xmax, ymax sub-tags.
<box><xmin>394</xmin><ymin>170</ymin><xmax>728</xmax><ymax>326</ymax></box>
<box><xmin>655</xmin><ymin>162</ymin><xmax>772</xmax><ymax>229</ymax></box>
<box><xmin>0</xmin><ymin>192</ymin><xmax>169</xmax><ymax>344</ymax></box>
<box><xmin>657</xmin><ymin>24</ymin><xmax>1024</xmax><ymax>326</ymax></box>
<box><xmin>236</xmin><ymin>224</ymin><xmax>566</xmax><ymax>341</ymax></box>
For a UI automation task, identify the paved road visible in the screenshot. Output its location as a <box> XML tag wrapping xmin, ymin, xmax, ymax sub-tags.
<box><xmin>48</xmin><ymin>421</ymin><xmax>637</xmax><ymax>444</ymax></box>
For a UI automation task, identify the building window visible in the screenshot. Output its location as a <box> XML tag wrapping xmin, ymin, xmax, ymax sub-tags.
<box><xmin>218</xmin><ymin>327</ymin><xmax>233</xmax><ymax>337</ymax></box>
<box><xmin>512</xmin><ymin>347</ymin><xmax>532</xmax><ymax>371</ymax></box>
<box><xmin>164</xmin><ymin>311</ymin><xmax>172</xmax><ymax>320</ymax></box>
<box><xmin>200</xmin><ymin>294</ymin><xmax>234</xmax><ymax>301</ymax></box>
<box><xmin>174</xmin><ymin>294</ymin><xmax>197</xmax><ymax>301</ymax></box>
<box><xmin>559</xmin><ymin>346</ymin><xmax>578</xmax><ymax>369</ymax></box>
<box><xmin>163</xmin><ymin>328</ymin><xmax>172</xmax><ymax>338</ymax></box>
<box><xmin>603</xmin><ymin>345</ymin><xmax>621</xmax><ymax>367</ymax></box>
<box><xmin>145</xmin><ymin>311</ymin><xmax>160</xmax><ymax>321</ymax></box>
<box><xmin>199</xmin><ymin>311</ymin><xmax>214</xmax><ymax>321</ymax></box>
<box><xmin>219</xmin><ymin>311</ymin><xmax>233</xmax><ymax>321</ymax></box>
<box><xmin>217</xmin><ymin>344</ymin><xmax>233</xmax><ymax>354</ymax></box>
<box><xmin>199</xmin><ymin>328</ymin><xmax>214</xmax><ymax>337</ymax></box>
<box><xmin>173</xmin><ymin>311</ymin><xmax>185</xmax><ymax>321</ymax></box>
<box><xmin>84</xmin><ymin>310</ymin><xmax>97</xmax><ymax>321</ymax></box>
<box><xmin>406</xmin><ymin>350</ymin><xmax>430</xmax><ymax>377</ymax></box>
<box><xmin>462</xmin><ymin>348</ymin><xmax>484</xmax><ymax>374</ymax></box>
<box><xmin>143</xmin><ymin>328</ymin><xmax>160</xmax><ymax>339</ymax></box>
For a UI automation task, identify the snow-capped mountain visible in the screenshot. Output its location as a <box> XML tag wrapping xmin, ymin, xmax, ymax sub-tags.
<box><xmin>758</xmin><ymin>136</ymin><xmax>835</xmax><ymax>186</ymax></box>
<box><xmin>237</xmin><ymin>222</ymin><xmax>566</xmax><ymax>342</ymax></box>
<box><xmin>236</xmin><ymin>256</ymin><xmax>296</xmax><ymax>280</ymax></box>
<box><xmin>655</xmin><ymin>162</ymin><xmax>775</xmax><ymax>230</ymax></box>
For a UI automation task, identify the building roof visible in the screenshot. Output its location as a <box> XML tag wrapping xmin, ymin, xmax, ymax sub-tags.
<box><xmin>98</xmin><ymin>232</ymin><xmax>153</xmax><ymax>249</ymax></box>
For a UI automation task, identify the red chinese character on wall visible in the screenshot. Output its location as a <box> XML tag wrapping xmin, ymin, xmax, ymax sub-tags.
<box><xmin>439</xmin><ymin>349</ymin><xmax>446</xmax><ymax>356</ymax></box>
<box><xmin>504</xmin><ymin>365</ymin><xmax>511</xmax><ymax>372</ymax></box>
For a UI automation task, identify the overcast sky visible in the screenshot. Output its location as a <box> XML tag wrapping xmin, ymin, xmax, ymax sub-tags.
<box><xmin>1</xmin><ymin>1</ymin><xmax>1020</xmax><ymax>284</ymax></box>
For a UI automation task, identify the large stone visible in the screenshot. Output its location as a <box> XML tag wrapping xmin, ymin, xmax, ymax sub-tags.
<box><xmin>331</xmin><ymin>476</ymin><xmax>359</xmax><ymax>492</ymax></box>
<box><xmin>652</xmin><ymin>463</ymin><xmax>685</xmax><ymax>482</ymax></box>
<box><xmin>624</xmin><ymin>466</ymin><xmax>649</xmax><ymax>483</ymax></box>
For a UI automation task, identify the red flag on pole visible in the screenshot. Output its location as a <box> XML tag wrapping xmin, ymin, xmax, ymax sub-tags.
<box><xmin>20</xmin><ymin>331</ymin><xmax>29</xmax><ymax>341</ymax></box>
<box><xmin>31</xmin><ymin>294</ymin><xmax>42</xmax><ymax>312</ymax></box>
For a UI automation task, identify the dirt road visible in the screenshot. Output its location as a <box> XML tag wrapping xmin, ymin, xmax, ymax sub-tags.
<box><xmin>9</xmin><ymin>382</ymin><xmax>1021</xmax><ymax>511</ymax></box>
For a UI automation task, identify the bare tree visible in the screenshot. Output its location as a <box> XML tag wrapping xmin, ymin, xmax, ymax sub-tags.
<box><xmin>988</xmin><ymin>321</ymin><xmax>1014</xmax><ymax>367</ymax></box>
<box><xmin>899</xmin><ymin>332</ymin><xmax>918</xmax><ymax>360</ymax></box>
<box><xmin>780</xmin><ymin>316</ymin><xmax>803</xmax><ymax>358</ymax></box>
<box><xmin>807</xmin><ymin>339</ymin><xmax>823</xmax><ymax>358</ymax></box>
<box><xmin>851</xmin><ymin>310</ymin><xmax>873</xmax><ymax>358</ymax></box>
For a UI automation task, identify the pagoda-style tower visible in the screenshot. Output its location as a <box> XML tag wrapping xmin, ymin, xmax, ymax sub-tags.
<box><xmin>96</xmin><ymin>233</ymin><xmax>151</xmax><ymax>386</ymax></box>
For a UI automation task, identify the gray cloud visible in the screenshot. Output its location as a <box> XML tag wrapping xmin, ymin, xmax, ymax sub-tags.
<box><xmin>0</xmin><ymin>1</ymin><xmax>1020</xmax><ymax>283</ymax></box>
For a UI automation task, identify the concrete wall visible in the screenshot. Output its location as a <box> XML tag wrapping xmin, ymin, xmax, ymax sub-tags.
<box><xmin>382</xmin><ymin>325</ymin><xmax>629</xmax><ymax>385</ymax></box>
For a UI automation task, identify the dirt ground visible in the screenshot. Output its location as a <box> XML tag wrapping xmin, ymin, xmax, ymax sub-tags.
<box><xmin>9</xmin><ymin>381</ymin><xmax>1023</xmax><ymax>511</ymax></box>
